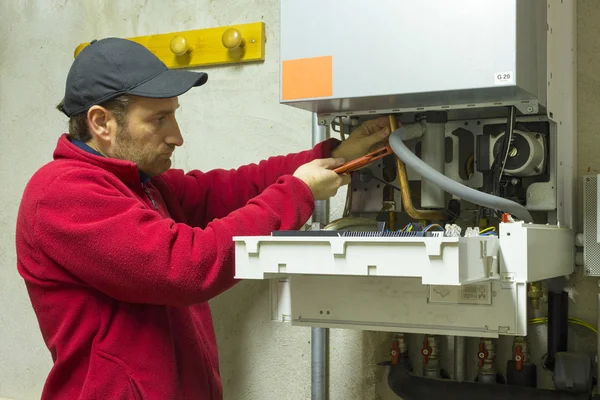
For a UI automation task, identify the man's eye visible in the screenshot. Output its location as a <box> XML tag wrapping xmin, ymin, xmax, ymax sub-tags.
<box><xmin>156</xmin><ymin>116</ymin><xmax>166</xmax><ymax>123</ymax></box>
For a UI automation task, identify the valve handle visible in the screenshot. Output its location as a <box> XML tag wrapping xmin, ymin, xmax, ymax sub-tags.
<box><xmin>478</xmin><ymin>342</ymin><xmax>488</xmax><ymax>368</ymax></box>
<box><xmin>421</xmin><ymin>337</ymin><xmax>431</xmax><ymax>364</ymax></box>
<box><xmin>391</xmin><ymin>341</ymin><xmax>399</xmax><ymax>365</ymax></box>
<box><xmin>514</xmin><ymin>345</ymin><xmax>524</xmax><ymax>371</ymax></box>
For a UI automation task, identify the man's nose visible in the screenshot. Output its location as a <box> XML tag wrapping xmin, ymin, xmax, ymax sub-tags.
<box><xmin>168</xmin><ymin>118</ymin><xmax>184</xmax><ymax>147</ymax></box>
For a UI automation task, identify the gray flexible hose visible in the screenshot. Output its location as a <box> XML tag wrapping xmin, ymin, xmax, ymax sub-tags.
<box><xmin>389</xmin><ymin>128</ymin><xmax>533</xmax><ymax>223</ymax></box>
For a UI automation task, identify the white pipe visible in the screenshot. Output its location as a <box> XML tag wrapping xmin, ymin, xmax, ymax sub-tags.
<box><xmin>401</xmin><ymin>123</ymin><xmax>426</xmax><ymax>141</ymax></box>
<box><xmin>421</xmin><ymin>121</ymin><xmax>446</xmax><ymax>208</ymax></box>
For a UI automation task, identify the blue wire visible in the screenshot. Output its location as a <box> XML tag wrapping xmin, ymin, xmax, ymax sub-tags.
<box><xmin>423</xmin><ymin>224</ymin><xmax>444</xmax><ymax>232</ymax></box>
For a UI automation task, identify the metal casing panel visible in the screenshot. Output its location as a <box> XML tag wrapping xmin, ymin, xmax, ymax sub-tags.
<box><xmin>280</xmin><ymin>0</ymin><xmax>547</xmax><ymax>114</ymax></box>
<box><xmin>583</xmin><ymin>175</ymin><xmax>600</xmax><ymax>276</ymax></box>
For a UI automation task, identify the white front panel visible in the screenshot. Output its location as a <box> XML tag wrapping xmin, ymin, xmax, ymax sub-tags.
<box><xmin>281</xmin><ymin>0</ymin><xmax>518</xmax><ymax>99</ymax></box>
<box><xmin>289</xmin><ymin>276</ymin><xmax>527</xmax><ymax>338</ymax></box>
<box><xmin>499</xmin><ymin>222</ymin><xmax>574</xmax><ymax>282</ymax></box>
<box><xmin>234</xmin><ymin>236</ymin><xmax>497</xmax><ymax>286</ymax></box>
<box><xmin>234</xmin><ymin>223</ymin><xmax>572</xmax><ymax>336</ymax></box>
<box><xmin>234</xmin><ymin>223</ymin><xmax>572</xmax><ymax>286</ymax></box>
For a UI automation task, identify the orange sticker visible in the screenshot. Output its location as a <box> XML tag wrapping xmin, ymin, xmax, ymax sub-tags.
<box><xmin>282</xmin><ymin>56</ymin><xmax>333</xmax><ymax>100</ymax></box>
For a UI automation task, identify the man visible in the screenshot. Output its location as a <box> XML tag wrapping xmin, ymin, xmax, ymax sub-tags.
<box><xmin>15</xmin><ymin>38</ymin><xmax>390</xmax><ymax>399</ymax></box>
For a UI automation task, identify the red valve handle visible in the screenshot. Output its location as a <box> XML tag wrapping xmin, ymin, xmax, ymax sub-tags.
<box><xmin>391</xmin><ymin>341</ymin><xmax>400</xmax><ymax>365</ymax></box>
<box><xmin>478</xmin><ymin>342</ymin><xmax>488</xmax><ymax>368</ymax></box>
<box><xmin>514</xmin><ymin>345</ymin><xmax>524</xmax><ymax>371</ymax></box>
<box><xmin>421</xmin><ymin>337</ymin><xmax>431</xmax><ymax>364</ymax></box>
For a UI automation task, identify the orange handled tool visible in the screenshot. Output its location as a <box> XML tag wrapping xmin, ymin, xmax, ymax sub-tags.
<box><xmin>333</xmin><ymin>145</ymin><xmax>393</xmax><ymax>174</ymax></box>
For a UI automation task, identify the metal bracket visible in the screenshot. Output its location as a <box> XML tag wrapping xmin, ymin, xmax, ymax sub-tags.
<box><xmin>317</xmin><ymin>100</ymin><xmax>540</xmax><ymax>127</ymax></box>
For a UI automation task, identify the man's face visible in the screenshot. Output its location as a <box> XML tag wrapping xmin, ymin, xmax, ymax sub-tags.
<box><xmin>111</xmin><ymin>96</ymin><xmax>183</xmax><ymax>177</ymax></box>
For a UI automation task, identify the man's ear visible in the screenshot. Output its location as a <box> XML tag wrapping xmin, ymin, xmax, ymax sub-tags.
<box><xmin>87</xmin><ymin>106</ymin><xmax>115</xmax><ymax>144</ymax></box>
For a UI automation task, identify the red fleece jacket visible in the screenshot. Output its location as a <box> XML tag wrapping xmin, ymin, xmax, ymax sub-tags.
<box><xmin>15</xmin><ymin>134</ymin><xmax>338</xmax><ymax>400</ymax></box>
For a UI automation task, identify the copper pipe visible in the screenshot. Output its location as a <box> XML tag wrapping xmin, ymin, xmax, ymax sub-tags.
<box><xmin>389</xmin><ymin>115</ymin><xmax>448</xmax><ymax>221</ymax></box>
<box><xmin>386</xmin><ymin>186</ymin><xmax>396</xmax><ymax>230</ymax></box>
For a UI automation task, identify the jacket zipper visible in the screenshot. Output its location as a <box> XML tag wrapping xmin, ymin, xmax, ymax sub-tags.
<box><xmin>142</xmin><ymin>184</ymin><xmax>158</xmax><ymax>210</ymax></box>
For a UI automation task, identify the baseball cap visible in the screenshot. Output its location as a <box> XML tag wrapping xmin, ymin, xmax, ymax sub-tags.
<box><xmin>59</xmin><ymin>37</ymin><xmax>208</xmax><ymax>117</ymax></box>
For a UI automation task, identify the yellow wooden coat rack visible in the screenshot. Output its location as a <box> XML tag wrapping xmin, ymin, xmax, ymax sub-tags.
<box><xmin>74</xmin><ymin>22</ymin><xmax>265</xmax><ymax>69</ymax></box>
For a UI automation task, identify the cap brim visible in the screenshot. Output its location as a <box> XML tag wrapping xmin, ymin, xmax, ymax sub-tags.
<box><xmin>126</xmin><ymin>69</ymin><xmax>208</xmax><ymax>98</ymax></box>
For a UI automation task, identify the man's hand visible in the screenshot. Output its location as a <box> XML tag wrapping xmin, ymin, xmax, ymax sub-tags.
<box><xmin>293</xmin><ymin>158</ymin><xmax>351</xmax><ymax>200</ymax></box>
<box><xmin>331</xmin><ymin>116</ymin><xmax>391</xmax><ymax>162</ymax></box>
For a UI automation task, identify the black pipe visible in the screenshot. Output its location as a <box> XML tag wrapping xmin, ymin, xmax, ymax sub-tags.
<box><xmin>545</xmin><ymin>291</ymin><xmax>569</xmax><ymax>371</ymax></box>
<box><xmin>387</xmin><ymin>359</ymin><xmax>589</xmax><ymax>400</ymax></box>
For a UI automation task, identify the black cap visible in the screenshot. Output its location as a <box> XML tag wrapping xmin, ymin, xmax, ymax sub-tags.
<box><xmin>60</xmin><ymin>37</ymin><xmax>208</xmax><ymax>117</ymax></box>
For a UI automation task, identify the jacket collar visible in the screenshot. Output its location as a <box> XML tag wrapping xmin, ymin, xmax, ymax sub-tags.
<box><xmin>53</xmin><ymin>134</ymin><xmax>150</xmax><ymax>186</ymax></box>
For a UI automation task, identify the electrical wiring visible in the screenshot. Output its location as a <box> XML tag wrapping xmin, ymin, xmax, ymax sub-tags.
<box><xmin>568</xmin><ymin>317</ymin><xmax>598</xmax><ymax>333</ymax></box>
<box><xmin>497</xmin><ymin>106</ymin><xmax>515</xmax><ymax>184</ymax></box>
<box><xmin>479</xmin><ymin>226</ymin><xmax>496</xmax><ymax>235</ymax></box>
<box><xmin>476</xmin><ymin>106</ymin><xmax>517</xmax><ymax>224</ymax></box>
<box><xmin>480</xmin><ymin>226</ymin><xmax>498</xmax><ymax>236</ymax></box>
<box><xmin>357</xmin><ymin>170</ymin><xmax>402</xmax><ymax>191</ymax></box>
<box><xmin>374</xmin><ymin>175</ymin><xmax>402</xmax><ymax>191</ymax></box>
<box><xmin>401</xmin><ymin>223</ymin><xmax>414</xmax><ymax>232</ymax></box>
<box><xmin>490</xmin><ymin>106</ymin><xmax>515</xmax><ymax>195</ymax></box>
<box><xmin>528</xmin><ymin>317</ymin><xmax>597</xmax><ymax>334</ymax></box>
<box><xmin>423</xmin><ymin>223</ymin><xmax>444</xmax><ymax>232</ymax></box>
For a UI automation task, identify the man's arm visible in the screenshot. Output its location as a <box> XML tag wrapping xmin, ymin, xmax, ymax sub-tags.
<box><xmin>162</xmin><ymin>138</ymin><xmax>340</xmax><ymax>226</ymax></box>
<box><xmin>34</xmin><ymin>170</ymin><xmax>315</xmax><ymax>306</ymax></box>
<box><xmin>164</xmin><ymin>117</ymin><xmax>391</xmax><ymax>226</ymax></box>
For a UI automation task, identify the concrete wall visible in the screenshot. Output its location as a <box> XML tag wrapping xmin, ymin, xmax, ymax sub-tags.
<box><xmin>0</xmin><ymin>0</ymin><xmax>598</xmax><ymax>399</ymax></box>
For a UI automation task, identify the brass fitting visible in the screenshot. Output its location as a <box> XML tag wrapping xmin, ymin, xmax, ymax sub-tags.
<box><xmin>527</xmin><ymin>282</ymin><xmax>543</xmax><ymax>310</ymax></box>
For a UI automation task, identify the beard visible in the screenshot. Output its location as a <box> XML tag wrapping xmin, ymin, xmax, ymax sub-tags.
<box><xmin>111</xmin><ymin>124</ymin><xmax>174</xmax><ymax>177</ymax></box>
